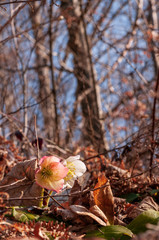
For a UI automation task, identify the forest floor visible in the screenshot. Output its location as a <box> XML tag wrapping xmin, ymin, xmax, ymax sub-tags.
<box><xmin>0</xmin><ymin>135</ymin><xmax>159</xmax><ymax>240</ymax></box>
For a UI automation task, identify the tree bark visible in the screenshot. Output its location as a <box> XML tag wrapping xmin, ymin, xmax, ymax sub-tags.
<box><xmin>148</xmin><ymin>0</ymin><xmax>159</xmax><ymax>72</ymax></box>
<box><xmin>61</xmin><ymin>0</ymin><xmax>108</xmax><ymax>152</ymax></box>
<box><xmin>30</xmin><ymin>2</ymin><xmax>57</xmax><ymax>141</ymax></box>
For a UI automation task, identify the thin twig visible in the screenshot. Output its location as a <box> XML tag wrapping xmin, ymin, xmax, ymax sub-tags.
<box><xmin>0</xmin><ymin>93</ymin><xmax>52</xmax><ymax>120</ymax></box>
<box><xmin>0</xmin><ymin>0</ymin><xmax>60</xmax><ymax>7</ymax></box>
<box><xmin>48</xmin><ymin>1</ymin><xmax>59</xmax><ymax>144</ymax></box>
<box><xmin>44</xmin><ymin>189</ymin><xmax>65</xmax><ymax>209</ymax></box>
<box><xmin>150</xmin><ymin>70</ymin><xmax>159</xmax><ymax>177</ymax></box>
<box><xmin>34</xmin><ymin>115</ymin><xmax>40</xmax><ymax>165</ymax></box>
<box><xmin>0</xmin><ymin>0</ymin><xmax>42</xmax><ymax>6</ymax></box>
<box><xmin>0</xmin><ymin>111</ymin><xmax>34</xmax><ymax>151</ymax></box>
<box><xmin>0</xmin><ymin>177</ymin><xmax>27</xmax><ymax>189</ymax></box>
<box><xmin>0</xmin><ymin>3</ymin><xmax>26</xmax><ymax>33</ymax></box>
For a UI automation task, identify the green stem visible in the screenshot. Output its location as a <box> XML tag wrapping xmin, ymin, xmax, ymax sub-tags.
<box><xmin>39</xmin><ymin>188</ymin><xmax>44</xmax><ymax>208</ymax></box>
<box><xmin>45</xmin><ymin>190</ymin><xmax>53</xmax><ymax>207</ymax></box>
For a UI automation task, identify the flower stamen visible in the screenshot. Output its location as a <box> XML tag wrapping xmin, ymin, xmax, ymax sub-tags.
<box><xmin>41</xmin><ymin>167</ymin><xmax>53</xmax><ymax>179</ymax></box>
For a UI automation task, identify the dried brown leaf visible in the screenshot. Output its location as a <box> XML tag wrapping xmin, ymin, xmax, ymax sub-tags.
<box><xmin>70</xmin><ymin>205</ymin><xmax>106</xmax><ymax>226</ymax></box>
<box><xmin>89</xmin><ymin>205</ymin><xmax>109</xmax><ymax>224</ymax></box>
<box><xmin>0</xmin><ymin>149</ymin><xmax>8</xmax><ymax>180</ymax></box>
<box><xmin>33</xmin><ymin>222</ymin><xmax>49</xmax><ymax>240</ymax></box>
<box><xmin>93</xmin><ymin>174</ymin><xmax>114</xmax><ymax>224</ymax></box>
<box><xmin>55</xmin><ymin>207</ymin><xmax>76</xmax><ymax>221</ymax></box>
<box><xmin>128</xmin><ymin>196</ymin><xmax>159</xmax><ymax>219</ymax></box>
<box><xmin>69</xmin><ymin>180</ymin><xmax>82</xmax><ymax>205</ymax></box>
<box><xmin>107</xmin><ymin>163</ymin><xmax>130</xmax><ymax>178</ymax></box>
<box><xmin>6</xmin><ymin>238</ymin><xmax>39</xmax><ymax>240</ymax></box>
<box><xmin>0</xmin><ymin>159</ymin><xmax>41</xmax><ymax>206</ymax></box>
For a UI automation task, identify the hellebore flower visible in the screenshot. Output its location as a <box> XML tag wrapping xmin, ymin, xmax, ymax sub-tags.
<box><xmin>63</xmin><ymin>155</ymin><xmax>86</xmax><ymax>188</ymax></box>
<box><xmin>35</xmin><ymin>156</ymin><xmax>68</xmax><ymax>193</ymax></box>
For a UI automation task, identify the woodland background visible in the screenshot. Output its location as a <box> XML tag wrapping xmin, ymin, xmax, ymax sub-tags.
<box><xmin>0</xmin><ymin>0</ymin><xmax>159</xmax><ymax>170</ymax></box>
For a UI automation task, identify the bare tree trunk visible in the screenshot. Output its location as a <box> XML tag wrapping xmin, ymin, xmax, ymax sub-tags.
<box><xmin>61</xmin><ymin>0</ymin><xmax>108</xmax><ymax>152</ymax></box>
<box><xmin>30</xmin><ymin>2</ymin><xmax>57</xmax><ymax>141</ymax></box>
<box><xmin>148</xmin><ymin>0</ymin><xmax>159</xmax><ymax>72</ymax></box>
<box><xmin>147</xmin><ymin>0</ymin><xmax>159</xmax><ymax>176</ymax></box>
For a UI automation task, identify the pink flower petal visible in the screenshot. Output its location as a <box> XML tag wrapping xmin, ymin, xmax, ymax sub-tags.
<box><xmin>39</xmin><ymin>156</ymin><xmax>47</xmax><ymax>165</ymax></box>
<box><xmin>36</xmin><ymin>177</ymin><xmax>64</xmax><ymax>192</ymax></box>
<box><xmin>47</xmin><ymin>179</ymin><xmax>64</xmax><ymax>192</ymax></box>
<box><xmin>52</xmin><ymin>162</ymin><xmax>68</xmax><ymax>180</ymax></box>
<box><xmin>35</xmin><ymin>156</ymin><xmax>68</xmax><ymax>192</ymax></box>
<box><xmin>39</xmin><ymin>156</ymin><xmax>60</xmax><ymax>165</ymax></box>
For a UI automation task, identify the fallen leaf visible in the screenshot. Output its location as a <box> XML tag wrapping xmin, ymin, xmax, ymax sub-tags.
<box><xmin>55</xmin><ymin>207</ymin><xmax>76</xmax><ymax>221</ymax></box>
<box><xmin>120</xmin><ymin>192</ymin><xmax>140</xmax><ymax>203</ymax></box>
<box><xmin>0</xmin><ymin>159</ymin><xmax>42</xmax><ymax>206</ymax></box>
<box><xmin>84</xmin><ymin>238</ymin><xmax>104</xmax><ymax>240</ymax></box>
<box><xmin>114</xmin><ymin>197</ymin><xmax>126</xmax><ymax>205</ymax></box>
<box><xmin>86</xmin><ymin>225</ymin><xmax>133</xmax><ymax>239</ymax></box>
<box><xmin>70</xmin><ymin>205</ymin><xmax>106</xmax><ymax>226</ymax></box>
<box><xmin>107</xmin><ymin>164</ymin><xmax>130</xmax><ymax>178</ymax></box>
<box><xmin>128</xmin><ymin>196</ymin><xmax>159</xmax><ymax>219</ymax></box>
<box><xmin>114</xmin><ymin>216</ymin><xmax>126</xmax><ymax>226</ymax></box>
<box><xmin>131</xmin><ymin>222</ymin><xmax>159</xmax><ymax>240</ymax></box>
<box><xmin>0</xmin><ymin>149</ymin><xmax>8</xmax><ymax>180</ymax></box>
<box><xmin>89</xmin><ymin>205</ymin><xmax>109</xmax><ymax>224</ymax></box>
<box><xmin>10</xmin><ymin>207</ymin><xmax>40</xmax><ymax>223</ymax></box>
<box><xmin>12</xmin><ymin>207</ymin><xmax>28</xmax><ymax>223</ymax></box>
<box><xmin>6</xmin><ymin>237</ymin><xmax>38</xmax><ymax>240</ymax></box>
<box><xmin>69</xmin><ymin>179</ymin><xmax>82</xmax><ymax>205</ymax></box>
<box><xmin>84</xmin><ymin>238</ymin><xmax>105</xmax><ymax>240</ymax></box>
<box><xmin>93</xmin><ymin>174</ymin><xmax>114</xmax><ymax>224</ymax></box>
<box><xmin>33</xmin><ymin>222</ymin><xmax>49</xmax><ymax>240</ymax></box>
<box><xmin>127</xmin><ymin>210</ymin><xmax>159</xmax><ymax>234</ymax></box>
<box><xmin>0</xmin><ymin>192</ymin><xmax>9</xmax><ymax>207</ymax></box>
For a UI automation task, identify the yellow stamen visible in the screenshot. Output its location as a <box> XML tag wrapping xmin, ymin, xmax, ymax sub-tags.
<box><xmin>41</xmin><ymin>166</ymin><xmax>53</xmax><ymax>179</ymax></box>
<box><xmin>64</xmin><ymin>162</ymin><xmax>76</xmax><ymax>181</ymax></box>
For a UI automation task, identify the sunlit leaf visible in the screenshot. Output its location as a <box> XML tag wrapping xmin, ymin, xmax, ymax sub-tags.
<box><xmin>86</xmin><ymin>225</ymin><xmax>133</xmax><ymax>239</ymax></box>
<box><xmin>12</xmin><ymin>208</ymin><xmax>28</xmax><ymax>223</ymax></box>
<box><xmin>11</xmin><ymin>207</ymin><xmax>39</xmax><ymax>223</ymax></box>
<box><xmin>70</xmin><ymin>205</ymin><xmax>106</xmax><ymax>226</ymax></box>
<box><xmin>127</xmin><ymin>196</ymin><xmax>159</xmax><ymax>219</ymax></box>
<box><xmin>93</xmin><ymin>174</ymin><xmax>114</xmax><ymax>224</ymax></box>
<box><xmin>128</xmin><ymin>210</ymin><xmax>159</xmax><ymax>234</ymax></box>
<box><xmin>22</xmin><ymin>211</ymin><xmax>40</xmax><ymax>221</ymax></box>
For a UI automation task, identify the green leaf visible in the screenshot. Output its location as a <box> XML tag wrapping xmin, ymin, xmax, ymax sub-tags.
<box><xmin>127</xmin><ymin>210</ymin><xmax>159</xmax><ymax>234</ymax></box>
<box><xmin>12</xmin><ymin>208</ymin><xmax>28</xmax><ymax>223</ymax></box>
<box><xmin>12</xmin><ymin>208</ymin><xmax>39</xmax><ymax>223</ymax></box>
<box><xmin>120</xmin><ymin>193</ymin><xmax>140</xmax><ymax>203</ymax></box>
<box><xmin>86</xmin><ymin>225</ymin><xmax>133</xmax><ymax>240</ymax></box>
<box><xmin>38</xmin><ymin>215</ymin><xmax>56</xmax><ymax>222</ymax></box>
<box><xmin>150</xmin><ymin>189</ymin><xmax>159</xmax><ymax>196</ymax></box>
<box><xmin>22</xmin><ymin>210</ymin><xmax>40</xmax><ymax>221</ymax></box>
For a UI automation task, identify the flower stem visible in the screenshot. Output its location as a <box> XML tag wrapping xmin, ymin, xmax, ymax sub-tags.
<box><xmin>39</xmin><ymin>188</ymin><xmax>44</xmax><ymax>208</ymax></box>
<box><xmin>45</xmin><ymin>190</ymin><xmax>53</xmax><ymax>207</ymax></box>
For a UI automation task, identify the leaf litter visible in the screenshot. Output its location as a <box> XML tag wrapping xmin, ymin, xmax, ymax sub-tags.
<box><xmin>0</xmin><ymin>136</ymin><xmax>159</xmax><ymax>239</ymax></box>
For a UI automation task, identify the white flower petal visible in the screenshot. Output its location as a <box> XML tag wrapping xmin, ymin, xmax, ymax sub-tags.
<box><xmin>64</xmin><ymin>155</ymin><xmax>86</xmax><ymax>188</ymax></box>
<box><xmin>72</xmin><ymin>160</ymin><xmax>86</xmax><ymax>177</ymax></box>
<box><xmin>65</xmin><ymin>155</ymin><xmax>80</xmax><ymax>163</ymax></box>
